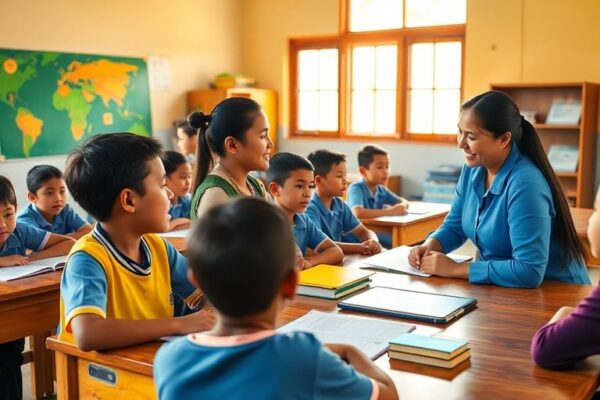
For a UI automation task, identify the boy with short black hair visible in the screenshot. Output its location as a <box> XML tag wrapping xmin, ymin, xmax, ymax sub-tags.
<box><xmin>18</xmin><ymin>165</ymin><xmax>92</xmax><ymax>239</ymax></box>
<box><xmin>306</xmin><ymin>149</ymin><xmax>382</xmax><ymax>255</ymax></box>
<box><xmin>58</xmin><ymin>133</ymin><xmax>210</xmax><ymax>351</ymax></box>
<box><xmin>0</xmin><ymin>175</ymin><xmax>74</xmax><ymax>400</ymax></box>
<box><xmin>162</xmin><ymin>151</ymin><xmax>192</xmax><ymax>231</ymax></box>
<box><xmin>267</xmin><ymin>152</ymin><xmax>343</xmax><ymax>268</ymax></box>
<box><xmin>154</xmin><ymin>198</ymin><xmax>398</xmax><ymax>400</ymax></box>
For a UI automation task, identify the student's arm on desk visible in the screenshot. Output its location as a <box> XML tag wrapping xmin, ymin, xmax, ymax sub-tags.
<box><xmin>168</xmin><ymin>218</ymin><xmax>191</xmax><ymax>231</ymax></box>
<box><xmin>306</xmin><ymin>239</ymin><xmax>344</xmax><ymax>268</ymax></box>
<box><xmin>70</xmin><ymin>311</ymin><xmax>214</xmax><ymax>351</ymax></box>
<box><xmin>326</xmin><ymin>343</ymin><xmax>398</xmax><ymax>400</ymax></box>
<box><xmin>338</xmin><ymin>224</ymin><xmax>382</xmax><ymax>255</ymax></box>
<box><xmin>29</xmin><ymin>233</ymin><xmax>75</xmax><ymax>261</ymax></box>
<box><xmin>67</xmin><ymin>224</ymin><xmax>93</xmax><ymax>240</ymax></box>
<box><xmin>351</xmin><ymin>204</ymin><xmax>407</xmax><ymax>219</ymax></box>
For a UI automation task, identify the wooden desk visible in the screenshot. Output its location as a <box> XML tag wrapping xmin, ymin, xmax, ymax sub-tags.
<box><xmin>570</xmin><ymin>207</ymin><xmax>600</xmax><ymax>268</ymax></box>
<box><xmin>47</xmin><ymin>261</ymin><xmax>599</xmax><ymax>399</ymax></box>
<box><xmin>0</xmin><ymin>271</ymin><xmax>61</xmax><ymax>399</ymax></box>
<box><xmin>361</xmin><ymin>202</ymin><xmax>450</xmax><ymax>247</ymax></box>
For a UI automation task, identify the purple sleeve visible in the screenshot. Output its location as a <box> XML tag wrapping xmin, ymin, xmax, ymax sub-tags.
<box><xmin>531</xmin><ymin>284</ymin><xmax>600</xmax><ymax>369</ymax></box>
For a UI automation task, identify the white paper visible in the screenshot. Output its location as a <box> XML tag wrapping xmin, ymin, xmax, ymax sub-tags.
<box><xmin>405</xmin><ymin>203</ymin><xmax>432</xmax><ymax>215</ymax></box>
<box><xmin>158</xmin><ymin>229</ymin><xmax>190</xmax><ymax>238</ymax></box>
<box><xmin>360</xmin><ymin>246</ymin><xmax>472</xmax><ymax>277</ymax></box>
<box><xmin>147</xmin><ymin>55</ymin><xmax>172</xmax><ymax>91</ymax></box>
<box><xmin>277</xmin><ymin>310</ymin><xmax>414</xmax><ymax>359</ymax></box>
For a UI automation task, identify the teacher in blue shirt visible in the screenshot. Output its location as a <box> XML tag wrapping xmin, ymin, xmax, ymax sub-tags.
<box><xmin>408</xmin><ymin>91</ymin><xmax>590</xmax><ymax>288</ymax></box>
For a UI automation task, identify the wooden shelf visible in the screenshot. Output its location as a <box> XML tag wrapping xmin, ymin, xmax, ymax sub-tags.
<box><xmin>535</xmin><ymin>124</ymin><xmax>580</xmax><ymax>130</ymax></box>
<box><xmin>491</xmin><ymin>82</ymin><xmax>598</xmax><ymax>208</ymax></box>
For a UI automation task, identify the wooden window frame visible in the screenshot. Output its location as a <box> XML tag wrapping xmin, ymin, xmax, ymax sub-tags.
<box><xmin>288</xmin><ymin>0</ymin><xmax>465</xmax><ymax>143</ymax></box>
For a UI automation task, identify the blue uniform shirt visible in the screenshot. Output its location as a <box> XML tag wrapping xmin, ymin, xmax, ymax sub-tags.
<box><xmin>154</xmin><ymin>331</ymin><xmax>375</xmax><ymax>400</ymax></box>
<box><xmin>0</xmin><ymin>222</ymin><xmax>50</xmax><ymax>257</ymax></box>
<box><xmin>293</xmin><ymin>213</ymin><xmax>328</xmax><ymax>256</ymax></box>
<box><xmin>168</xmin><ymin>194</ymin><xmax>192</xmax><ymax>219</ymax></box>
<box><xmin>346</xmin><ymin>179</ymin><xmax>401</xmax><ymax>210</ymax></box>
<box><xmin>18</xmin><ymin>203</ymin><xmax>87</xmax><ymax>235</ymax></box>
<box><xmin>429</xmin><ymin>144</ymin><xmax>590</xmax><ymax>288</ymax></box>
<box><xmin>306</xmin><ymin>194</ymin><xmax>360</xmax><ymax>242</ymax></box>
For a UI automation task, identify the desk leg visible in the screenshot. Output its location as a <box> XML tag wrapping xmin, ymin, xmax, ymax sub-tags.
<box><xmin>30</xmin><ymin>332</ymin><xmax>55</xmax><ymax>399</ymax></box>
<box><xmin>391</xmin><ymin>227</ymin><xmax>400</xmax><ymax>248</ymax></box>
<box><xmin>55</xmin><ymin>351</ymin><xmax>78</xmax><ymax>400</ymax></box>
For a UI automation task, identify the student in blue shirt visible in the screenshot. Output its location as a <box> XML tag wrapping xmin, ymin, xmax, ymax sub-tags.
<box><xmin>267</xmin><ymin>152</ymin><xmax>343</xmax><ymax>269</ymax></box>
<box><xmin>154</xmin><ymin>198</ymin><xmax>398</xmax><ymax>400</ymax></box>
<box><xmin>0</xmin><ymin>175</ymin><xmax>74</xmax><ymax>400</ymax></box>
<box><xmin>346</xmin><ymin>145</ymin><xmax>410</xmax><ymax>248</ymax></box>
<box><xmin>18</xmin><ymin>165</ymin><xmax>92</xmax><ymax>239</ymax></box>
<box><xmin>408</xmin><ymin>91</ymin><xmax>589</xmax><ymax>288</ymax></box>
<box><xmin>306</xmin><ymin>149</ymin><xmax>382</xmax><ymax>255</ymax></box>
<box><xmin>162</xmin><ymin>151</ymin><xmax>192</xmax><ymax>231</ymax></box>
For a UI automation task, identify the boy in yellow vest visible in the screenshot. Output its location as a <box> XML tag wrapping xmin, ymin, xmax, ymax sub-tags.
<box><xmin>58</xmin><ymin>133</ymin><xmax>210</xmax><ymax>351</ymax></box>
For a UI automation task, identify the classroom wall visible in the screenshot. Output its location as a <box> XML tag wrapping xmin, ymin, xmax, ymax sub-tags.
<box><xmin>241</xmin><ymin>0</ymin><xmax>600</xmax><ymax>197</ymax></box>
<box><xmin>0</xmin><ymin>0</ymin><xmax>243</xmax><ymax>209</ymax></box>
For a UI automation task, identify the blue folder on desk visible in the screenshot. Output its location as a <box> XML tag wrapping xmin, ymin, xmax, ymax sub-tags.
<box><xmin>338</xmin><ymin>287</ymin><xmax>477</xmax><ymax>324</ymax></box>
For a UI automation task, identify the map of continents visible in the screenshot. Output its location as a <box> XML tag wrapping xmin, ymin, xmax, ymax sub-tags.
<box><xmin>0</xmin><ymin>48</ymin><xmax>151</xmax><ymax>159</ymax></box>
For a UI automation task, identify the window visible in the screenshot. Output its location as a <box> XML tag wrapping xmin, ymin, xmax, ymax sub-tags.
<box><xmin>290</xmin><ymin>0</ymin><xmax>465</xmax><ymax>141</ymax></box>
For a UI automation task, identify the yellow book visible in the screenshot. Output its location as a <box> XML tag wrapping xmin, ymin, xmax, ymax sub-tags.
<box><xmin>299</xmin><ymin>265</ymin><xmax>374</xmax><ymax>289</ymax></box>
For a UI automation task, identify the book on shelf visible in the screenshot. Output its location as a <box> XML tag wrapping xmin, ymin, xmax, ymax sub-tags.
<box><xmin>547</xmin><ymin>145</ymin><xmax>579</xmax><ymax>173</ymax></box>
<box><xmin>545</xmin><ymin>100</ymin><xmax>581</xmax><ymax>125</ymax></box>
<box><xmin>297</xmin><ymin>264</ymin><xmax>373</xmax><ymax>299</ymax></box>
<box><xmin>0</xmin><ymin>256</ymin><xmax>67</xmax><ymax>282</ymax></box>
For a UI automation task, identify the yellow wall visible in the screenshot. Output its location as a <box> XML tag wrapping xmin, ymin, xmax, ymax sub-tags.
<box><xmin>0</xmin><ymin>0</ymin><xmax>243</xmax><ymax>130</ymax></box>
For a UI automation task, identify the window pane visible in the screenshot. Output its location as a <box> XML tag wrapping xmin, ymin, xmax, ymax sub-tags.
<box><xmin>375</xmin><ymin>45</ymin><xmax>397</xmax><ymax>89</ymax></box>
<box><xmin>319</xmin><ymin>91</ymin><xmax>339</xmax><ymax>131</ymax></box>
<box><xmin>410</xmin><ymin>43</ymin><xmax>434</xmax><ymax>88</ymax></box>
<box><xmin>319</xmin><ymin>49</ymin><xmax>338</xmax><ymax>90</ymax></box>
<box><xmin>351</xmin><ymin>90</ymin><xmax>374</xmax><ymax>133</ymax></box>
<box><xmin>352</xmin><ymin>46</ymin><xmax>375</xmax><ymax>89</ymax></box>
<box><xmin>298</xmin><ymin>50</ymin><xmax>318</xmax><ymax>90</ymax></box>
<box><xmin>434</xmin><ymin>42</ymin><xmax>462</xmax><ymax>89</ymax></box>
<box><xmin>298</xmin><ymin>91</ymin><xmax>318</xmax><ymax>131</ymax></box>
<box><xmin>433</xmin><ymin>89</ymin><xmax>460</xmax><ymax>134</ymax></box>
<box><xmin>409</xmin><ymin>89</ymin><xmax>433</xmax><ymax>133</ymax></box>
<box><xmin>405</xmin><ymin>0</ymin><xmax>466</xmax><ymax>28</ymax></box>
<box><xmin>375</xmin><ymin>90</ymin><xmax>396</xmax><ymax>134</ymax></box>
<box><xmin>350</xmin><ymin>0</ymin><xmax>403</xmax><ymax>32</ymax></box>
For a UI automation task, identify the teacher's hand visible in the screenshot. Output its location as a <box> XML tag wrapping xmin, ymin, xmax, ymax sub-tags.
<box><xmin>408</xmin><ymin>239</ymin><xmax>442</xmax><ymax>268</ymax></box>
<box><xmin>419</xmin><ymin>251</ymin><xmax>469</xmax><ymax>279</ymax></box>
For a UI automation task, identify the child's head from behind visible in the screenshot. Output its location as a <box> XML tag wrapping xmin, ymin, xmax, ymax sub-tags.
<box><xmin>175</xmin><ymin>118</ymin><xmax>197</xmax><ymax>156</ymax></box>
<box><xmin>358</xmin><ymin>144</ymin><xmax>390</xmax><ymax>185</ymax></box>
<box><xmin>26</xmin><ymin>165</ymin><xmax>67</xmax><ymax>217</ymax></box>
<box><xmin>162</xmin><ymin>151</ymin><xmax>192</xmax><ymax>198</ymax></box>
<box><xmin>65</xmin><ymin>133</ymin><xmax>172</xmax><ymax>233</ymax></box>
<box><xmin>189</xmin><ymin>98</ymin><xmax>273</xmax><ymax>189</ymax></box>
<box><xmin>307</xmin><ymin>149</ymin><xmax>347</xmax><ymax>198</ymax></box>
<box><xmin>0</xmin><ymin>176</ymin><xmax>18</xmax><ymax>245</ymax></box>
<box><xmin>187</xmin><ymin>198</ymin><xmax>296</xmax><ymax>318</ymax></box>
<box><xmin>267</xmin><ymin>152</ymin><xmax>315</xmax><ymax>214</ymax></box>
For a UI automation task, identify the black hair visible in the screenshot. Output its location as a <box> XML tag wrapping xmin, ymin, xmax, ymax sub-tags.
<box><xmin>462</xmin><ymin>90</ymin><xmax>586</xmax><ymax>265</ymax></box>
<box><xmin>64</xmin><ymin>133</ymin><xmax>164</xmax><ymax>222</ymax></box>
<box><xmin>188</xmin><ymin>97</ymin><xmax>262</xmax><ymax>192</ymax></box>
<box><xmin>26</xmin><ymin>165</ymin><xmax>63</xmax><ymax>194</ymax></box>
<box><xmin>358</xmin><ymin>144</ymin><xmax>388</xmax><ymax>168</ymax></box>
<box><xmin>307</xmin><ymin>149</ymin><xmax>346</xmax><ymax>177</ymax></box>
<box><xmin>0</xmin><ymin>176</ymin><xmax>17</xmax><ymax>207</ymax></box>
<box><xmin>187</xmin><ymin>197</ymin><xmax>296</xmax><ymax>317</ymax></box>
<box><xmin>266</xmin><ymin>152</ymin><xmax>314</xmax><ymax>187</ymax></box>
<box><xmin>162</xmin><ymin>150</ymin><xmax>189</xmax><ymax>176</ymax></box>
<box><xmin>174</xmin><ymin>118</ymin><xmax>197</xmax><ymax>138</ymax></box>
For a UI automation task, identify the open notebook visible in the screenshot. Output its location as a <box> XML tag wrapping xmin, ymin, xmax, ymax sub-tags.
<box><xmin>0</xmin><ymin>255</ymin><xmax>67</xmax><ymax>282</ymax></box>
<box><xmin>360</xmin><ymin>245</ymin><xmax>472</xmax><ymax>277</ymax></box>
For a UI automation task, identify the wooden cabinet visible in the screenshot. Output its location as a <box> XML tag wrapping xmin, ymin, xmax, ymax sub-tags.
<box><xmin>187</xmin><ymin>88</ymin><xmax>277</xmax><ymax>151</ymax></box>
<box><xmin>491</xmin><ymin>82</ymin><xmax>599</xmax><ymax>207</ymax></box>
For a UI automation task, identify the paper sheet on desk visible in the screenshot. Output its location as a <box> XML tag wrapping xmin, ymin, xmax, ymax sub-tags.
<box><xmin>158</xmin><ymin>229</ymin><xmax>190</xmax><ymax>238</ymax></box>
<box><xmin>360</xmin><ymin>246</ymin><xmax>472</xmax><ymax>277</ymax></box>
<box><xmin>277</xmin><ymin>310</ymin><xmax>414</xmax><ymax>359</ymax></box>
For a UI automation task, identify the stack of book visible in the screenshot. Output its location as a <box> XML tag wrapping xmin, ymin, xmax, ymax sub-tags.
<box><xmin>297</xmin><ymin>265</ymin><xmax>373</xmax><ymax>299</ymax></box>
<box><xmin>388</xmin><ymin>333</ymin><xmax>471</xmax><ymax>368</ymax></box>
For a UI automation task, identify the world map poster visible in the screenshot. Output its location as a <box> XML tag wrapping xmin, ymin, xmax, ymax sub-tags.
<box><xmin>0</xmin><ymin>48</ymin><xmax>152</xmax><ymax>159</ymax></box>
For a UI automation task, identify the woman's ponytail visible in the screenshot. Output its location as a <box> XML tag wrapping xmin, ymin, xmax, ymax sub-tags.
<box><xmin>189</xmin><ymin>111</ymin><xmax>213</xmax><ymax>193</ymax></box>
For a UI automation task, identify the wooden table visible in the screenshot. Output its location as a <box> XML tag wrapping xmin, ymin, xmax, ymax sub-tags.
<box><xmin>0</xmin><ymin>235</ymin><xmax>187</xmax><ymax>399</ymax></box>
<box><xmin>361</xmin><ymin>202</ymin><xmax>450</xmax><ymax>247</ymax></box>
<box><xmin>46</xmin><ymin>258</ymin><xmax>600</xmax><ymax>399</ymax></box>
<box><xmin>571</xmin><ymin>207</ymin><xmax>600</xmax><ymax>268</ymax></box>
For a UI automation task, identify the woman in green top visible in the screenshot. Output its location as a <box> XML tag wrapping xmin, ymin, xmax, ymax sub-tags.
<box><xmin>189</xmin><ymin>98</ymin><xmax>274</xmax><ymax>219</ymax></box>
